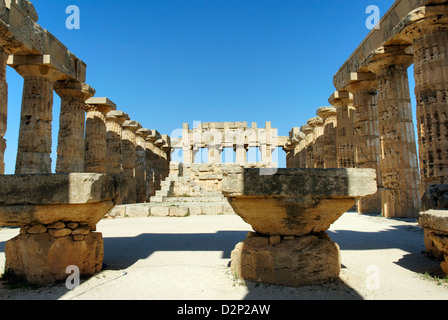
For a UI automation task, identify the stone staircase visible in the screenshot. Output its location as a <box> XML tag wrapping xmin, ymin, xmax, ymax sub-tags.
<box><xmin>108</xmin><ymin>163</ymin><xmax>235</xmax><ymax>218</ymax></box>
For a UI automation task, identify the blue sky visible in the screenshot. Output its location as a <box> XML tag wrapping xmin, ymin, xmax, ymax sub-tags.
<box><xmin>4</xmin><ymin>0</ymin><xmax>407</xmax><ymax>173</ymax></box>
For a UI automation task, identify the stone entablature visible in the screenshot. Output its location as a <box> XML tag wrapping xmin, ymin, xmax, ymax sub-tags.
<box><xmin>172</xmin><ymin>121</ymin><xmax>287</xmax><ymax>166</ymax></box>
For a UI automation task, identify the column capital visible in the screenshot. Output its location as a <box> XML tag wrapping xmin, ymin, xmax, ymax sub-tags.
<box><xmin>122</xmin><ymin>120</ymin><xmax>142</xmax><ymax>133</ymax></box>
<box><xmin>329</xmin><ymin>90</ymin><xmax>353</xmax><ymax>108</ymax></box>
<box><xmin>366</xmin><ymin>46</ymin><xmax>413</xmax><ymax>73</ymax></box>
<box><xmin>400</xmin><ymin>5</ymin><xmax>448</xmax><ymax>41</ymax></box>
<box><xmin>344</xmin><ymin>72</ymin><xmax>377</xmax><ymax>93</ymax></box>
<box><xmin>316</xmin><ymin>106</ymin><xmax>337</xmax><ymax>122</ymax></box>
<box><xmin>8</xmin><ymin>55</ymin><xmax>64</xmax><ymax>82</ymax></box>
<box><xmin>106</xmin><ymin>110</ymin><xmax>130</xmax><ymax>126</ymax></box>
<box><xmin>85</xmin><ymin>97</ymin><xmax>117</xmax><ymax>114</ymax></box>
<box><xmin>54</xmin><ymin>80</ymin><xmax>96</xmax><ymax>101</ymax></box>
<box><xmin>300</xmin><ymin>124</ymin><xmax>313</xmax><ymax>135</ymax></box>
<box><xmin>136</xmin><ymin>128</ymin><xmax>151</xmax><ymax>139</ymax></box>
<box><xmin>307</xmin><ymin>116</ymin><xmax>323</xmax><ymax>128</ymax></box>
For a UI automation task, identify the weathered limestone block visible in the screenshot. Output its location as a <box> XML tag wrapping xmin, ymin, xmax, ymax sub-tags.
<box><xmin>231</xmin><ymin>233</ymin><xmax>340</xmax><ymax>287</ymax></box>
<box><xmin>419</xmin><ymin>210</ymin><xmax>448</xmax><ymax>274</ymax></box>
<box><xmin>0</xmin><ymin>173</ymin><xmax>116</xmax><ymax>284</ymax></box>
<box><xmin>5</xmin><ymin>232</ymin><xmax>103</xmax><ymax>285</ymax></box>
<box><xmin>223</xmin><ymin>168</ymin><xmax>377</xmax><ymax>236</ymax></box>
<box><xmin>421</xmin><ymin>184</ymin><xmax>448</xmax><ymax>211</ymax></box>
<box><xmin>84</xmin><ymin>97</ymin><xmax>116</xmax><ymax>174</ymax></box>
<box><xmin>54</xmin><ymin>80</ymin><xmax>96</xmax><ymax>173</ymax></box>
<box><xmin>223</xmin><ymin>167</ymin><xmax>377</xmax><ymax>287</ymax></box>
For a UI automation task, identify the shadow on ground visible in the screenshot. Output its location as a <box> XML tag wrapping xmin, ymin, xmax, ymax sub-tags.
<box><xmin>0</xmin><ymin>215</ymin><xmax>442</xmax><ymax>300</ymax></box>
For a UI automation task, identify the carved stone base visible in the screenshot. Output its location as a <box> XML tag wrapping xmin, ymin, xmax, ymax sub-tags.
<box><xmin>230</xmin><ymin>232</ymin><xmax>341</xmax><ymax>287</ymax></box>
<box><xmin>5</xmin><ymin>232</ymin><xmax>103</xmax><ymax>285</ymax></box>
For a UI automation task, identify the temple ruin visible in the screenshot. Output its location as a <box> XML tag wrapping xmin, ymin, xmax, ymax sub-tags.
<box><xmin>0</xmin><ymin>0</ymin><xmax>447</xmax><ymax>286</ymax></box>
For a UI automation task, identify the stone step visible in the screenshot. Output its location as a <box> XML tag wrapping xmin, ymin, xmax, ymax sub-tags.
<box><xmin>160</xmin><ymin>196</ymin><xmax>228</xmax><ymax>203</ymax></box>
<box><xmin>107</xmin><ymin>202</ymin><xmax>235</xmax><ymax>218</ymax></box>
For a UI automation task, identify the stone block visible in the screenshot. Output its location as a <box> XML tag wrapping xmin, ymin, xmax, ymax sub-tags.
<box><xmin>125</xmin><ymin>205</ymin><xmax>151</xmax><ymax>217</ymax></box>
<box><xmin>150</xmin><ymin>206</ymin><xmax>169</xmax><ymax>217</ymax></box>
<box><xmin>0</xmin><ymin>173</ymin><xmax>116</xmax><ymax>206</ymax></box>
<box><xmin>5</xmin><ymin>232</ymin><xmax>103</xmax><ymax>285</ymax></box>
<box><xmin>421</xmin><ymin>185</ymin><xmax>448</xmax><ymax>211</ymax></box>
<box><xmin>169</xmin><ymin>206</ymin><xmax>189</xmax><ymax>217</ymax></box>
<box><xmin>231</xmin><ymin>233</ymin><xmax>341</xmax><ymax>287</ymax></box>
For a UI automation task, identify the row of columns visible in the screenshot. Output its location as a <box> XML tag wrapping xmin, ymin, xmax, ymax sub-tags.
<box><xmin>181</xmin><ymin>122</ymin><xmax>277</xmax><ymax>165</ymax></box>
<box><xmin>0</xmin><ymin>53</ymin><xmax>171</xmax><ymax>205</ymax></box>
<box><xmin>288</xmin><ymin>5</ymin><xmax>448</xmax><ymax>219</ymax></box>
<box><xmin>286</xmin><ymin>106</ymin><xmax>338</xmax><ymax>170</ymax></box>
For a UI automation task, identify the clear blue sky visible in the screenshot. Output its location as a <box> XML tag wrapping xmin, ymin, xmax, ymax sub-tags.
<box><xmin>4</xmin><ymin>0</ymin><xmax>407</xmax><ymax>173</ymax></box>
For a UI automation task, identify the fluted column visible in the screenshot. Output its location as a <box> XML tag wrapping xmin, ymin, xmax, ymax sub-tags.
<box><xmin>307</xmin><ymin>117</ymin><xmax>324</xmax><ymax>168</ymax></box>
<box><xmin>13</xmin><ymin>63</ymin><xmax>62</xmax><ymax>174</ymax></box>
<box><xmin>0</xmin><ymin>49</ymin><xmax>8</xmax><ymax>174</ymax></box>
<box><xmin>329</xmin><ymin>91</ymin><xmax>356</xmax><ymax>169</ymax></box>
<box><xmin>54</xmin><ymin>81</ymin><xmax>95</xmax><ymax>173</ymax></box>
<box><xmin>84</xmin><ymin>97</ymin><xmax>116</xmax><ymax>173</ymax></box>
<box><xmin>402</xmin><ymin>6</ymin><xmax>448</xmax><ymax>196</ymax></box>
<box><xmin>301</xmin><ymin>124</ymin><xmax>313</xmax><ymax>168</ymax></box>
<box><xmin>368</xmin><ymin>46</ymin><xmax>420</xmax><ymax>218</ymax></box>
<box><xmin>317</xmin><ymin>107</ymin><xmax>338</xmax><ymax>168</ymax></box>
<box><xmin>105</xmin><ymin>110</ymin><xmax>129</xmax><ymax>175</ymax></box>
<box><xmin>135</xmin><ymin>128</ymin><xmax>150</xmax><ymax>203</ymax></box>
<box><xmin>346</xmin><ymin>72</ymin><xmax>382</xmax><ymax>214</ymax></box>
<box><xmin>121</xmin><ymin>120</ymin><xmax>141</xmax><ymax>204</ymax></box>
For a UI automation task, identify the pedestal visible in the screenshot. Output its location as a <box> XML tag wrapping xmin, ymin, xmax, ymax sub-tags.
<box><xmin>222</xmin><ymin>167</ymin><xmax>377</xmax><ymax>287</ymax></box>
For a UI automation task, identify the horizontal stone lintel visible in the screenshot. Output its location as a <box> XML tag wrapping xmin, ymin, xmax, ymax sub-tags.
<box><xmin>0</xmin><ymin>173</ymin><xmax>116</xmax><ymax>206</ymax></box>
<box><xmin>222</xmin><ymin>168</ymin><xmax>378</xmax><ymax>198</ymax></box>
<box><xmin>1</xmin><ymin>3</ymin><xmax>86</xmax><ymax>81</ymax></box>
<box><xmin>333</xmin><ymin>0</ymin><xmax>447</xmax><ymax>91</ymax></box>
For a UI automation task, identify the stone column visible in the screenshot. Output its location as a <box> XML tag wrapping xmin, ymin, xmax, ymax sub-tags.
<box><xmin>402</xmin><ymin>8</ymin><xmax>448</xmax><ymax>196</ymax></box>
<box><xmin>0</xmin><ymin>49</ymin><xmax>8</xmax><ymax>174</ymax></box>
<box><xmin>84</xmin><ymin>98</ymin><xmax>116</xmax><ymax>174</ymax></box>
<box><xmin>135</xmin><ymin>128</ymin><xmax>150</xmax><ymax>203</ymax></box>
<box><xmin>121</xmin><ymin>120</ymin><xmax>142</xmax><ymax>204</ymax></box>
<box><xmin>235</xmin><ymin>144</ymin><xmax>247</xmax><ymax>164</ymax></box>
<box><xmin>145</xmin><ymin>131</ymin><xmax>159</xmax><ymax>199</ymax></box>
<box><xmin>301</xmin><ymin>124</ymin><xmax>313</xmax><ymax>168</ymax></box>
<box><xmin>54</xmin><ymin>81</ymin><xmax>95</xmax><ymax>173</ymax></box>
<box><xmin>307</xmin><ymin>117</ymin><xmax>324</xmax><ymax>168</ymax></box>
<box><xmin>105</xmin><ymin>110</ymin><xmax>129</xmax><ymax>175</ymax></box>
<box><xmin>329</xmin><ymin>90</ymin><xmax>356</xmax><ymax>169</ymax></box>
<box><xmin>182</xmin><ymin>123</ymin><xmax>193</xmax><ymax>164</ymax></box>
<box><xmin>368</xmin><ymin>46</ymin><xmax>420</xmax><ymax>218</ymax></box>
<box><xmin>345</xmin><ymin>72</ymin><xmax>382</xmax><ymax>214</ymax></box>
<box><xmin>12</xmin><ymin>62</ymin><xmax>62</xmax><ymax>174</ymax></box>
<box><xmin>317</xmin><ymin>107</ymin><xmax>338</xmax><ymax>169</ymax></box>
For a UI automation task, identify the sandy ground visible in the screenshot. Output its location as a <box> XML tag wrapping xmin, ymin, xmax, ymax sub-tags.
<box><xmin>0</xmin><ymin>211</ymin><xmax>447</xmax><ymax>300</ymax></box>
